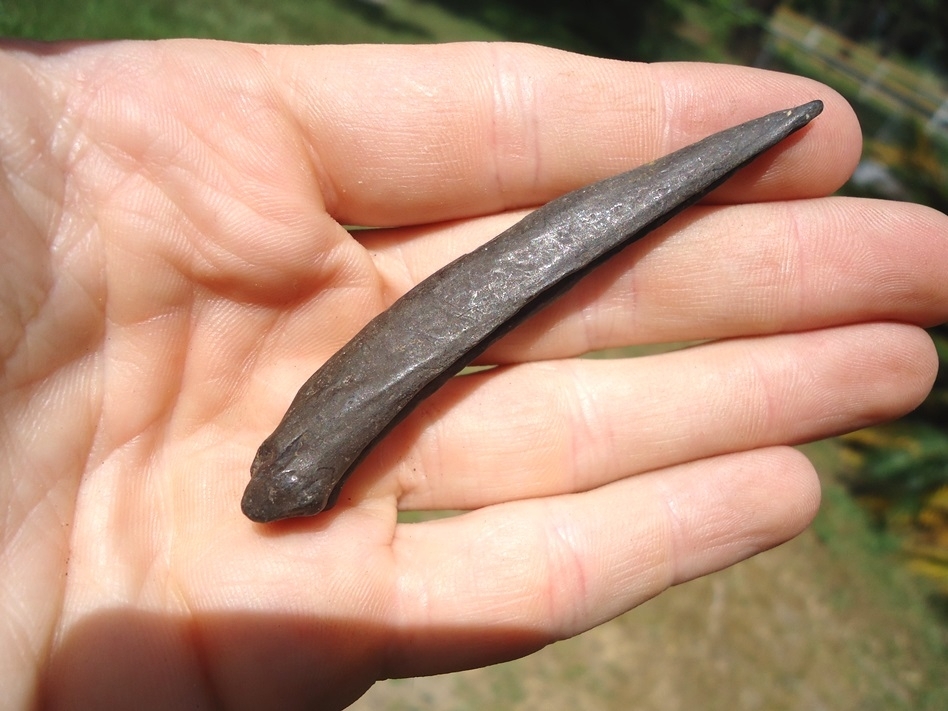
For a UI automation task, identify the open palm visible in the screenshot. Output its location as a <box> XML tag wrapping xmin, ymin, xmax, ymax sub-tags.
<box><xmin>2</xmin><ymin>41</ymin><xmax>946</xmax><ymax>710</ymax></box>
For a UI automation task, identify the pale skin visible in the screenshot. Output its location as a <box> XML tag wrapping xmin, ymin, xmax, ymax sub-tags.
<box><xmin>1</xmin><ymin>40</ymin><xmax>947</xmax><ymax>711</ymax></box>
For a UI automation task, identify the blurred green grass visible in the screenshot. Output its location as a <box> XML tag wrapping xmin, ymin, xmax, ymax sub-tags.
<box><xmin>0</xmin><ymin>0</ymin><xmax>503</xmax><ymax>44</ymax></box>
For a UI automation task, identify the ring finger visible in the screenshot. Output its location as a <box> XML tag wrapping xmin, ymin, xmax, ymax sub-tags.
<box><xmin>358</xmin><ymin>321</ymin><xmax>936</xmax><ymax>511</ymax></box>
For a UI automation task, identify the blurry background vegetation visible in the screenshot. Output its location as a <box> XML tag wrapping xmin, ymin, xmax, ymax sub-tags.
<box><xmin>3</xmin><ymin>0</ymin><xmax>947</xmax><ymax>708</ymax></box>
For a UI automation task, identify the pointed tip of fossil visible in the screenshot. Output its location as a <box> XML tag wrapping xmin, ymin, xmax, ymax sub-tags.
<box><xmin>790</xmin><ymin>99</ymin><xmax>824</xmax><ymax>123</ymax></box>
<box><xmin>748</xmin><ymin>100</ymin><xmax>823</xmax><ymax>145</ymax></box>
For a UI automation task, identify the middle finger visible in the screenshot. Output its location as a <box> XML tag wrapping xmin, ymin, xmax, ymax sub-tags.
<box><xmin>360</xmin><ymin>196</ymin><xmax>948</xmax><ymax>361</ymax></box>
<box><xmin>375</xmin><ymin>321</ymin><xmax>934</xmax><ymax>511</ymax></box>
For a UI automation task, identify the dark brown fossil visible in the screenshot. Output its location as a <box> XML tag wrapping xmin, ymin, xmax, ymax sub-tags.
<box><xmin>241</xmin><ymin>100</ymin><xmax>824</xmax><ymax>523</ymax></box>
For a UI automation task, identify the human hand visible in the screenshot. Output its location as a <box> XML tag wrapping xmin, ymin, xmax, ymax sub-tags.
<box><xmin>2</xmin><ymin>41</ymin><xmax>945</xmax><ymax>710</ymax></box>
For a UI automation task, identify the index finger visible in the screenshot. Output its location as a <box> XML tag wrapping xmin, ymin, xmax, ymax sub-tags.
<box><xmin>265</xmin><ymin>43</ymin><xmax>861</xmax><ymax>226</ymax></box>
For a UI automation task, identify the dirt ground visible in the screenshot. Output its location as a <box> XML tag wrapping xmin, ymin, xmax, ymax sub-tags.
<box><xmin>351</xmin><ymin>446</ymin><xmax>947</xmax><ymax>710</ymax></box>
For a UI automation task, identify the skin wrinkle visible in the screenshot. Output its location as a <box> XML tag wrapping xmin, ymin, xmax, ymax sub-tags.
<box><xmin>487</xmin><ymin>44</ymin><xmax>508</xmax><ymax>208</ymax></box>
<box><xmin>54</xmin><ymin>92</ymin><xmax>93</xmax><ymax>216</ymax></box>
<box><xmin>187</xmin><ymin>303</ymin><xmax>272</xmax><ymax>424</ymax></box>
<box><xmin>431</xmin><ymin>396</ymin><xmax>465</xmax><ymax>505</ymax></box>
<box><xmin>573</xmin><ymin>265</ymin><xmax>611</xmax><ymax>354</ymax></box>
<box><xmin>268</xmin><ymin>56</ymin><xmax>341</xmax><ymax>223</ymax></box>
<box><xmin>780</xmin><ymin>199</ymin><xmax>809</xmax><ymax>333</ymax></box>
<box><xmin>150</xmin><ymin>320</ymin><xmax>192</xmax><ymax>445</ymax></box>
<box><xmin>0</xmin><ymin>581</ymin><xmax>34</xmax><ymax>662</ymax></box>
<box><xmin>342</xmin><ymin>240</ymin><xmax>393</xmax><ymax>313</ymax></box>
<box><xmin>92</xmin><ymin>51</ymin><xmax>333</xmax><ymax>307</ymax></box>
<box><xmin>94</xmin><ymin>316</ymin><xmax>181</xmax><ymax>459</ymax></box>
<box><xmin>193</xmin><ymin>166</ymin><xmax>312</xmax><ymax>275</ymax></box>
<box><xmin>673</xmin><ymin>68</ymin><xmax>750</xmax><ymax>151</ymax></box>
<box><xmin>739</xmin><ymin>342</ymin><xmax>782</xmax><ymax>444</ymax></box>
<box><xmin>380</xmin><ymin>237</ymin><xmax>420</xmax><ymax>307</ymax></box>
<box><xmin>564</xmin><ymin>359</ymin><xmax>606</xmax><ymax>497</ymax></box>
<box><xmin>542</xmin><ymin>502</ymin><xmax>590</xmax><ymax>637</ymax></box>
<box><xmin>396</xmin><ymin>370</ymin><xmax>473</xmax><ymax>508</ymax></box>
<box><xmin>600</xmin><ymin>258</ymin><xmax>642</xmax><ymax>350</ymax></box>
<box><xmin>129</xmin><ymin>136</ymin><xmax>283</xmax><ymax>296</ymax></box>
<box><xmin>391</xmin><ymin>534</ymin><xmax>433</xmax><ymax>635</ymax></box>
<box><xmin>400</xmin><ymin>402</ymin><xmax>445</xmax><ymax>507</ymax></box>
<box><xmin>13</xmin><ymin>491</ymin><xmax>75</xmax><ymax>675</ymax></box>
<box><xmin>47</xmin><ymin>269</ymin><xmax>105</xmax><ymax>431</ymax></box>
<box><xmin>654</xmin><ymin>66</ymin><xmax>675</xmax><ymax>160</ymax></box>
<box><xmin>526</xmin><ymin>68</ymin><xmax>542</xmax><ymax>203</ymax></box>
<box><xmin>7</xmin><ymin>454</ymin><xmax>60</xmax><ymax>536</ymax></box>
<box><xmin>283</xmin><ymin>235</ymin><xmax>378</xmax><ymax>323</ymax></box>
<box><xmin>654</xmin><ymin>474</ymin><xmax>692</xmax><ymax>590</ymax></box>
<box><xmin>1</xmin><ymin>98</ymin><xmax>69</xmax><ymax>379</ymax></box>
<box><xmin>862</xmin><ymin>204</ymin><xmax>946</xmax><ymax>311</ymax></box>
<box><xmin>9</xmin><ymin>247</ymin><xmax>102</xmax><ymax>404</ymax></box>
<box><xmin>94</xmin><ymin>447</ymin><xmax>168</xmax><ymax>604</ymax></box>
<box><xmin>487</xmin><ymin>44</ymin><xmax>541</xmax><ymax>214</ymax></box>
<box><xmin>178</xmin><ymin>299</ymin><xmax>244</xmax><ymax>431</ymax></box>
<box><xmin>2</xmin><ymin>282</ymin><xmax>50</xmax><ymax>394</ymax></box>
<box><xmin>361</xmin><ymin>216</ymin><xmax>500</xmax><ymax>310</ymax></box>
<box><xmin>710</xmin><ymin>337</ymin><xmax>805</xmax><ymax>450</ymax></box>
<box><xmin>620</xmin><ymin>239</ymin><xmax>645</xmax><ymax>348</ymax></box>
<box><xmin>7</xmin><ymin>547</ymin><xmax>58</xmax><ymax>704</ymax></box>
<box><xmin>1</xmin><ymin>169</ymin><xmax>51</xmax><ymax>257</ymax></box>
<box><xmin>185</xmin><ymin>618</ymin><xmax>225</xmax><ymax>711</ymax></box>
<box><xmin>391</xmin><ymin>522</ymin><xmax>454</xmax><ymax>658</ymax></box>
